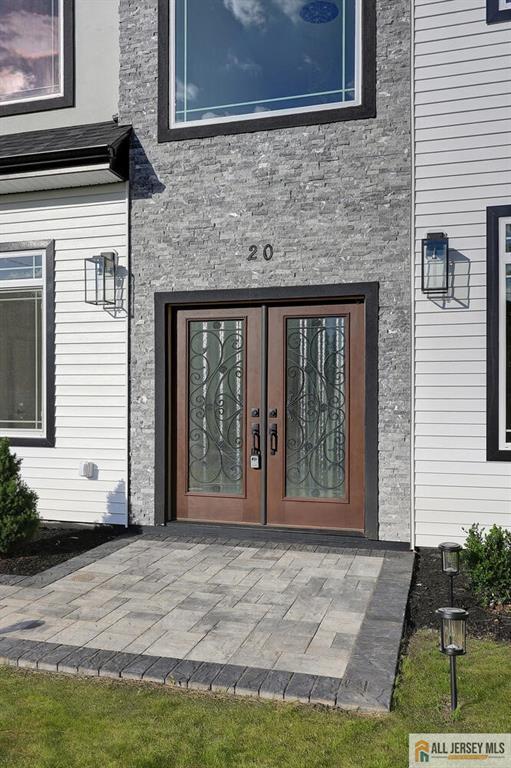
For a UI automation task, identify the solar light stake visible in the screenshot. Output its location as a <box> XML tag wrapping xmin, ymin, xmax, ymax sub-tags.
<box><xmin>450</xmin><ymin>655</ymin><xmax>458</xmax><ymax>711</ymax></box>
<box><xmin>436</xmin><ymin>607</ymin><xmax>468</xmax><ymax>712</ymax></box>
<box><xmin>439</xmin><ymin>542</ymin><xmax>462</xmax><ymax>606</ymax></box>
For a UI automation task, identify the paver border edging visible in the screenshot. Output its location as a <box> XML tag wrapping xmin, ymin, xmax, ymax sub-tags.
<box><xmin>337</xmin><ymin>552</ymin><xmax>415</xmax><ymax>711</ymax></box>
<box><xmin>0</xmin><ymin>635</ymin><xmax>344</xmax><ymax>707</ymax></box>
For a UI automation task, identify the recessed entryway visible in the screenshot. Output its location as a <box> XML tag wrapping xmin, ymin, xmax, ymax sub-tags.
<box><xmin>155</xmin><ymin>284</ymin><xmax>379</xmax><ymax>537</ymax></box>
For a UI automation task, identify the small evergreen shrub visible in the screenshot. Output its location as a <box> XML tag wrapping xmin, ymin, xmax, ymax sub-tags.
<box><xmin>463</xmin><ymin>524</ymin><xmax>511</xmax><ymax>607</ymax></box>
<box><xmin>0</xmin><ymin>437</ymin><xmax>39</xmax><ymax>555</ymax></box>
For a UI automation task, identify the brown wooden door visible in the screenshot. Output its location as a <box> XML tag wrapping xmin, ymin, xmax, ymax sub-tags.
<box><xmin>266</xmin><ymin>304</ymin><xmax>365</xmax><ymax>531</ymax></box>
<box><xmin>174</xmin><ymin>303</ymin><xmax>365</xmax><ymax>531</ymax></box>
<box><xmin>175</xmin><ymin>307</ymin><xmax>262</xmax><ymax>523</ymax></box>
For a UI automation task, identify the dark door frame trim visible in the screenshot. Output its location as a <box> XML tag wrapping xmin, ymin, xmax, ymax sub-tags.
<box><xmin>154</xmin><ymin>282</ymin><xmax>379</xmax><ymax>539</ymax></box>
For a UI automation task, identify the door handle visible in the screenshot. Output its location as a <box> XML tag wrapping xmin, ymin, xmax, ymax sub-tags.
<box><xmin>250</xmin><ymin>424</ymin><xmax>261</xmax><ymax>470</ymax></box>
<box><xmin>251</xmin><ymin>423</ymin><xmax>260</xmax><ymax>453</ymax></box>
<box><xmin>269</xmin><ymin>423</ymin><xmax>278</xmax><ymax>455</ymax></box>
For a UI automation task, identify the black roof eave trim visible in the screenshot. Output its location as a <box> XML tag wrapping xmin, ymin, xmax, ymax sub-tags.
<box><xmin>0</xmin><ymin>130</ymin><xmax>132</xmax><ymax>181</ymax></box>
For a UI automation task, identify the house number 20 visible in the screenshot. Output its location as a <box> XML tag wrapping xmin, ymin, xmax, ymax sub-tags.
<box><xmin>247</xmin><ymin>244</ymin><xmax>274</xmax><ymax>261</ymax></box>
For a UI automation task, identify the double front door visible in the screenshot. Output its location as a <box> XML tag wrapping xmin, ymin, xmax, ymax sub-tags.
<box><xmin>175</xmin><ymin>303</ymin><xmax>365</xmax><ymax>531</ymax></box>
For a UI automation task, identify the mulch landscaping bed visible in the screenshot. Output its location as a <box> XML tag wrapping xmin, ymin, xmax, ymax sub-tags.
<box><xmin>408</xmin><ymin>548</ymin><xmax>511</xmax><ymax>643</ymax></box>
<box><xmin>0</xmin><ymin>525</ymin><xmax>133</xmax><ymax>577</ymax></box>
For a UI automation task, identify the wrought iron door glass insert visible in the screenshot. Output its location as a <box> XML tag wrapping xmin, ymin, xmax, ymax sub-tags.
<box><xmin>285</xmin><ymin>316</ymin><xmax>346</xmax><ymax>498</ymax></box>
<box><xmin>187</xmin><ymin>319</ymin><xmax>244</xmax><ymax>494</ymax></box>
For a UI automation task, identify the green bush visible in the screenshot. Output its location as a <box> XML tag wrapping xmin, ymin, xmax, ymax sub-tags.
<box><xmin>463</xmin><ymin>524</ymin><xmax>511</xmax><ymax>607</ymax></box>
<box><xmin>0</xmin><ymin>437</ymin><xmax>39</xmax><ymax>555</ymax></box>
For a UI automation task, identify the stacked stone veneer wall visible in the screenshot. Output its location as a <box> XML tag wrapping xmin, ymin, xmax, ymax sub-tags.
<box><xmin>119</xmin><ymin>0</ymin><xmax>412</xmax><ymax>541</ymax></box>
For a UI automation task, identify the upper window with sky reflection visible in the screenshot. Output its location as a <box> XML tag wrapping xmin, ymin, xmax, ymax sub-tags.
<box><xmin>0</xmin><ymin>0</ymin><xmax>73</xmax><ymax>117</ymax></box>
<box><xmin>170</xmin><ymin>0</ymin><xmax>361</xmax><ymax>128</ymax></box>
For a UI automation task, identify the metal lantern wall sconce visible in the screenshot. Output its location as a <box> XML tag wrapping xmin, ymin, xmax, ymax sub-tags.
<box><xmin>439</xmin><ymin>541</ymin><xmax>462</xmax><ymax>606</ymax></box>
<box><xmin>436</xmin><ymin>607</ymin><xmax>468</xmax><ymax>711</ymax></box>
<box><xmin>422</xmin><ymin>232</ymin><xmax>449</xmax><ymax>294</ymax></box>
<box><xmin>84</xmin><ymin>251</ymin><xmax>117</xmax><ymax>308</ymax></box>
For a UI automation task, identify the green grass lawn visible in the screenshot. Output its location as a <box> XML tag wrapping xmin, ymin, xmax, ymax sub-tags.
<box><xmin>0</xmin><ymin>630</ymin><xmax>508</xmax><ymax>768</ymax></box>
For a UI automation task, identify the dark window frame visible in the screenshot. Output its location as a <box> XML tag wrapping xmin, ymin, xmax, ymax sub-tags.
<box><xmin>486</xmin><ymin>205</ymin><xmax>511</xmax><ymax>462</ymax></box>
<box><xmin>154</xmin><ymin>282</ymin><xmax>379</xmax><ymax>539</ymax></box>
<box><xmin>487</xmin><ymin>0</ymin><xmax>511</xmax><ymax>23</ymax></box>
<box><xmin>158</xmin><ymin>0</ymin><xmax>376</xmax><ymax>142</ymax></box>
<box><xmin>0</xmin><ymin>241</ymin><xmax>55</xmax><ymax>448</ymax></box>
<box><xmin>0</xmin><ymin>0</ymin><xmax>75</xmax><ymax>119</ymax></box>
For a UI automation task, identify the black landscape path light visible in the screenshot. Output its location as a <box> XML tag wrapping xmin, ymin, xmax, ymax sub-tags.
<box><xmin>436</xmin><ymin>607</ymin><xmax>468</xmax><ymax>711</ymax></box>
<box><xmin>439</xmin><ymin>541</ymin><xmax>462</xmax><ymax>606</ymax></box>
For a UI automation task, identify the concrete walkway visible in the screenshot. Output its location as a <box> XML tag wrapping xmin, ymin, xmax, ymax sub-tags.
<box><xmin>0</xmin><ymin>532</ymin><xmax>414</xmax><ymax>711</ymax></box>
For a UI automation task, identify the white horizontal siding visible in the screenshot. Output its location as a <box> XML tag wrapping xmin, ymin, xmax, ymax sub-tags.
<box><xmin>0</xmin><ymin>183</ymin><xmax>128</xmax><ymax>526</ymax></box>
<box><xmin>413</xmin><ymin>0</ymin><xmax>511</xmax><ymax>546</ymax></box>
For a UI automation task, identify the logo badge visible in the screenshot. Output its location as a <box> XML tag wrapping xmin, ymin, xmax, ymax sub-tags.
<box><xmin>409</xmin><ymin>735</ymin><xmax>511</xmax><ymax>767</ymax></box>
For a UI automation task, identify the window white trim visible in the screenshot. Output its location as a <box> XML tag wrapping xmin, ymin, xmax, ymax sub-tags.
<box><xmin>168</xmin><ymin>0</ymin><xmax>363</xmax><ymax>129</ymax></box>
<box><xmin>0</xmin><ymin>0</ymin><xmax>64</xmax><ymax>108</ymax></box>
<box><xmin>499</xmin><ymin>217</ymin><xmax>511</xmax><ymax>451</ymax></box>
<box><xmin>0</xmin><ymin>249</ymin><xmax>47</xmax><ymax>439</ymax></box>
